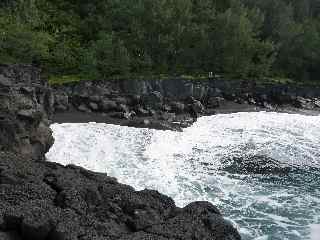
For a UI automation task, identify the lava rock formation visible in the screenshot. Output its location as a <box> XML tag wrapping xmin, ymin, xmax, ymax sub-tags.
<box><xmin>0</xmin><ymin>64</ymin><xmax>241</xmax><ymax>240</ymax></box>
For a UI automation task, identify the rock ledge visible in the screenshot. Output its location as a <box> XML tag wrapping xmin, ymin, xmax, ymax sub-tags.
<box><xmin>0</xmin><ymin>65</ymin><xmax>241</xmax><ymax>239</ymax></box>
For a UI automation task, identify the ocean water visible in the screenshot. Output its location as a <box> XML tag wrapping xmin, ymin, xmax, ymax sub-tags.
<box><xmin>46</xmin><ymin>112</ymin><xmax>320</xmax><ymax>240</ymax></box>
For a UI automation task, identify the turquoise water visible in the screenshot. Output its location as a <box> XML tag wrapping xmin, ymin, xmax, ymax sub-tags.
<box><xmin>47</xmin><ymin>112</ymin><xmax>320</xmax><ymax>239</ymax></box>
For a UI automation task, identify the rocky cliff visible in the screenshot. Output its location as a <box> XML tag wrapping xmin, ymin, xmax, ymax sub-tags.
<box><xmin>52</xmin><ymin>77</ymin><xmax>320</xmax><ymax>130</ymax></box>
<box><xmin>0</xmin><ymin>64</ymin><xmax>53</xmax><ymax>160</ymax></box>
<box><xmin>0</xmin><ymin>65</ymin><xmax>241</xmax><ymax>239</ymax></box>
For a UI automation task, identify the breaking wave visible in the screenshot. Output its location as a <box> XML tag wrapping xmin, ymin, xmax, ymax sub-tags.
<box><xmin>47</xmin><ymin>112</ymin><xmax>320</xmax><ymax>239</ymax></box>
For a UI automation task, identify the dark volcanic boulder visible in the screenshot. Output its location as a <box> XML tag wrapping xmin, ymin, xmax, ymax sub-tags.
<box><xmin>77</xmin><ymin>104</ymin><xmax>91</xmax><ymax>112</ymax></box>
<box><xmin>0</xmin><ymin>65</ymin><xmax>53</xmax><ymax>160</ymax></box>
<box><xmin>142</xmin><ymin>91</ymin><xmax>163</xmax><ymax>110</ymax></box>
<box><xmin>294</xmin><ymin>97</ymin><xmax>315</xmax><ymax>109</ymax></box>
<box><xmin>53</xmin><ymin>91</ymin><xmax>69</xmax><ymax>112</ymax></box>
<box><xmin>207</xmin><ymin>97</ymin><xmax>224</xmax><ymax>108</ymax></box>
<box><xmin>100</xmin><ymin>99</ymin><xmax>118</xmax><ymax>112</ymax></box>
<box><xmin>170</xmin><ymin>101</ymin><xmax>185</xmax><ymax>113</ymax></box>
<box><xmin>0</xmin><ymin>153</ymin><xmax>242</xmax><ymax>240</ymax></box>
<box><xmin>186</xmin><ymin>97</ymin><xmax>205</xmax><ymax>118</ymax></box>
<box><xmin>89</xmin><ymin>102</ymin><xmax>99</xmax><ymax>111</ymax></box>
<box><xmin>146</xmin><ymin>201</ymin><xmax>240</xmax><ymax>240</ymax></box>
<box><xmin>135</xmin><ymin>107</ymin><xmax>150</xmax><ymax>116</ymax></box>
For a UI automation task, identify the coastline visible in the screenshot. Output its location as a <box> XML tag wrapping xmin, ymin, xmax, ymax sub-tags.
<box><xmin>52</xmin><ymin>101</ymin><xmax>320</xmax><ymax>132</ymax></box>
<box><xmin>51</xmin><ymin>76</ymin><xmax>320</xmax><ymax>131</ymax></box>
<box><xmin>1</xmin><ymin>64</ymin><xmax>320</xmax><ymax>239</ymax></box>
<box><xmin>0</xmin><ymin>64</ymin><xmax>242</xmax><ymax>240</ymax></box>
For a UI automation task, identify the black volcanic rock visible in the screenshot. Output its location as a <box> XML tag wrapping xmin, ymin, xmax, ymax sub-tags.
<box><xmin>0</xmin><ymin>64</ymin><xmax>241</xmax><ymax>239</ymax></box>
<box><xmin>0</xmin><ymin>152</ymin><xmax>241</xmax><ymax>240</ymax></box>
<box><xmin>52</xmin><ymin>78</ymin><xmax>320</xmax><ymax>124</ymax></box>
<box><xmin>0</xmin><ymin>64</ymin><xmax>53</xmax><ymax>160</ymax></box>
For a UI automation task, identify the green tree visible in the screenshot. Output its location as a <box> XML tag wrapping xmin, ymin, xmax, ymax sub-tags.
<box><xmin>277</xmin><ymin>20</ymin><xmax>320</xmax><ymax>81</ymax></box>
<box><xmin>211</xmin><ymin>1</ymin><xmax>274</xmax><ymax>77</ymax></box>
<box><xmin>1</xmin><ymin>0</ymin><xmax>320</xmax><ymax>82</ymax></box>
<box><xmin>80</xmin><ymin>32</ymin><xmax>131</xmax><ymax>78</ymax></box>
<box><xmin>0</xmin><ymin>5</ymin><xmax>52</xmax><ymax>65</ymax></box>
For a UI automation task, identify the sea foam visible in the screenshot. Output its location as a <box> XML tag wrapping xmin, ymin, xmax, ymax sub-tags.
<box><xmin>47</xmin><ymin>112</ymin><xmax>320</xmax><ymax>239</ymax></box>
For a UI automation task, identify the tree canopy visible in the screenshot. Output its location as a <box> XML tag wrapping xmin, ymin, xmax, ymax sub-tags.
<box><xmin>1</xmin><ymin>0</ymin><xmax>320</xmax><ymax>82</ymax></box>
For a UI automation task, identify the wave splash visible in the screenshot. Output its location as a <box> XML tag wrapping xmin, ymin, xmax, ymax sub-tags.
<box><xmin>47</xmin><ymin>112</ymin><xmax>320</xmax><ymax>240</ymax></box>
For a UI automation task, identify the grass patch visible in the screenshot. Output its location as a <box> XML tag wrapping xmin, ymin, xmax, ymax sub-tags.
<box><xmin>48</xmin><ymin>74</ymin><xmax>97</xmax><ymax>85</ymax></box>
<box><xmin>261</xmin><ymin>77</ymin><xmax>320</xmax><ymax>86</ymax></box>
<box><xmin>47</xmin><ymin>72</ymin><xmax>320</xmax><ymax>87</ymax></box>
<box><xmin>297</xmin><ymin>80</ymin><xmax>320</xmax><ymax>86</ymax></box>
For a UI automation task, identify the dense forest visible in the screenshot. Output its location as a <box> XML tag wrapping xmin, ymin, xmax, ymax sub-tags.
<box><xmin>1</xmin><ymin>0</ymin><xmax>320</xmax><ymax>83</ymax></box>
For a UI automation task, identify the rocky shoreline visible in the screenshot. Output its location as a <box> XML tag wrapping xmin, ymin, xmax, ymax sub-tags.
<box><xmin>0</xmin><ymin>64</ymin><xmax>242</xmax><ymax>239</ymax></box>
<box><xmin>52</xmin><ymin>74</ymin><xmax>320</xmax><ymax>130</ymax></box>
<box><xmin>1</xmin><ymin>64</ymin><xmax>320</xmax><ymax>240</ymax></box>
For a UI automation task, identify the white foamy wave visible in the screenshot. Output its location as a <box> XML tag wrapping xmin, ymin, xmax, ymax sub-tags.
<box><xmin>47</xmin><ymin>112</ymin><xmax>320</xmax><ymax>240</ymax></box>
<box><xmin>310</xmin><ymin>224</ymin><xmax>320</xmax><ymax>240</ymax></box>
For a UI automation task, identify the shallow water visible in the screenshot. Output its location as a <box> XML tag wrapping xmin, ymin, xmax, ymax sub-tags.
<box><xmin>47</xmin><ymin>112</ymin><xmax>320</xmax><ymax>240</ymax></box>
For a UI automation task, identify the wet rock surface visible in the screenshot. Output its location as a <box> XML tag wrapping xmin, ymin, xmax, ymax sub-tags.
<box><xmin>0</xmin><ymin>65</ymin><xmax>242</xmax><ymax>239</ymax></box>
